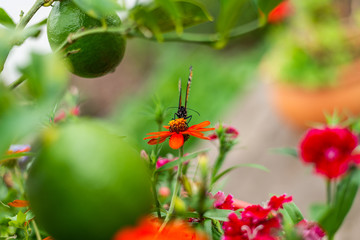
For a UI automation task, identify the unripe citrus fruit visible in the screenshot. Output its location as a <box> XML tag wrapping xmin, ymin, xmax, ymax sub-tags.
<box><xmin>47</xmin><ymin>0</ymin><xmax>126</xmax><ymax>78</ymax></box>
<box><xmin>26</xmin><ymin>121</ymin><xmax>153</xmax><ymax>240</ymax></box>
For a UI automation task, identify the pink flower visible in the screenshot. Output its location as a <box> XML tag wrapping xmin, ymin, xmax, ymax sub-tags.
<box><xmin>159</xmin><ymin>186</ymin><xmax>171</xmax><ymax>198</ymax></box>
<box><xmin>296</xmin><ymin>220</ymin><xmax>326</xmax><ymax>240</ymax></box>
<box><xmin>299</xmin><ymin>127</ymin><xmax>360</xmax><ymax>179</ymax></box>
<box><xmin>211</xmin><ymin>192</ymin><xmax>236</xmax><ymax>210</ymax></box>
<box><xmin>70</xmin><ymin>106</ymin><xmax>80</xmax><ymax>116</ymax></box>
<box><xmin>156</xmin><ymin>157</ymin><xmax>172</xmax><ymax>169</ymax></box>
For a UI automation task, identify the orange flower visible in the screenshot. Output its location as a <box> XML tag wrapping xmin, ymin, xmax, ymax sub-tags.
<box><xmin>144</xmin><ymin>119</ymin><xmax>215</xmax><ymax>149</ymax></box>
<box><xmin>8</xmin><ymin>199</ymin><xmax>29</xmax><ymax>208</ymax></box>
<box><xmin>113</xmin><ymin>217</ymin><xmax>208</xmax><ymax>240</ymax></box>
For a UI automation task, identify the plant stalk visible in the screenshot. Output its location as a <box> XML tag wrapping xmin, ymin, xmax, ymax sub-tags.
<box><xmin>32</xmin><ymin>220</ymin><xmax>42</xmax><ymax>240</ymax></box>
<box><xmin>16</xmin><ymin>0</ymin><xmax>45</xmax><ymax>30</ymax></box>
<box><xmin>326</xmin><ymin>180</ymin><xmax>332</xmax><ymax>205</ymax></box>
<box><xmin>151</xmin><ymin>173</ymin><xmax>162</xmax><ymax>219</ymax></box>
<box><xmin>9</xmin><ymin>75</ymin><xmax>26</xmax><ymax>90</ymax></box>
<box><xmin>160</xmin><ymin>146</ymin><xmax>184</xmax><ymax>231</ymax></box>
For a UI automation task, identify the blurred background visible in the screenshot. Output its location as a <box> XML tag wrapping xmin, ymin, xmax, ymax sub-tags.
<box><xmin>2</xmin><ymin>0</ymin><xmax>360</xmax><ymax>239</ymax></box>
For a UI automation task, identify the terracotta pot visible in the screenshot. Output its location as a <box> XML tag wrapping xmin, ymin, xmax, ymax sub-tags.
<box><xmin>268</xmin><ymin>59</ymin><xmax>360</xmax><ymax>129</ymax></box>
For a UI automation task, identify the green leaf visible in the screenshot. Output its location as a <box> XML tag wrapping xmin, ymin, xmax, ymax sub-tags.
<box><xmin>271</xmin><ymin>147</ymin><xmax>299</xmax><ymax>158</ymax></box>
<box><xmin>156</xmin><ymin>149</ymin><xmax>208</xmax><ymax>172</ymax></box>
<box><xmin>8</xmin><ymin>211</ymin><xmax>26</xmax><ymax>228</ymax></box>
<box><xmin>281</xmin><ymin>202</ymin><xmax>304</xmax><ymax>226</ymax></box>
<box><xmin>204</xmin><ymin>209</ymin><xmax>233</xmax><ymax>221</ymax></box>
<box><xmin>0</xmin><ymin>28</ymin><xmax>13</xmax><ymax>72</ymax></box>
<box><xmin>131</xmin><ymin>0</ymin><xmax>213</xmax><ymax>41</ymax></box>
<box><xmin>19</xmin><ymin>52</ymin><xmax>69</xmax><ymax>104</ymax></box>
<box><xmin>212</xmin><ymin>163</ymin><xmax>269</xmax><ymax>184</ymax></box>
<box><xmin>0</xmin><ymin>8</ymin><xmax>15</xmax><ymax>28</ymax></box>
<box><xmin>316</xmin><ymin>168</ymin><xmax>360</xmax><ymax>238</ymax></box>
<box><xmin>254</xmin><ymin>0</ymin><xmax>283</xmax><ymax>16</ymax></box>
<box><xmin>72</xmin><ymin>0</ymin><xmax>122</xmax><ymax>19</ymax></box>
<box><xmin>216</xmin><ymin>0</ymin><xmax>248</xmax><ymax>47</ymax></box>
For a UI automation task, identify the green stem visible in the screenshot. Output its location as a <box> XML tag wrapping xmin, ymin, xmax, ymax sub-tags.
<box><xmin>326</xmin><ymin>180</ymin><xmax>332</xmax><ymax>205</ymax></box>
<box><xmin>151</xmin><ymin>173</ymin><xmax>162</xmax><ymax>219</ymax></box>
<box><xmin>9</xmin><ymin>75</ymin><xmax>26</xmax><ymax>90</ymax></box>
<box><xmin>55</xmin><ymin>20</ymin><xmax>261</xmax><ymax>52</ymax></box>
<box><xmin>160</xmin><ymin>147</ymin><xmax>184</xmax><ymax>231</ymax></box>
<box><xmin>211</xmin><ymin>150</ymin><xmax>225</xmax><ymax>184</ymax></box>
<box><xmin>32</xmin><ymin>220</ymin><xmax>42</xmax><ymax>240</ymax></box>
<box><xmin>16</xmin><ymin>0</ymin><xmax>45</xmax><ymax>30</ymax></box>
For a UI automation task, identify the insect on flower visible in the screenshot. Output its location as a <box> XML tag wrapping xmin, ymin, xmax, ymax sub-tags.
<box><xmin>144</xmin><ymin>67</ymin><xmax>215</xmax><ymax>149</ymax></box>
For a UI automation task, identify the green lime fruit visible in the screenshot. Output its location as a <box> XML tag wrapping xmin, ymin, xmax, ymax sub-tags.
<box><xmin>26</xmin><ymin>121</ymin><xmax>153</xmax><ymax>240</ymax></box>
<box><xmin>47</xmin><ymin>0</ymin><xmax>126</xmax><ymax>78</ymax></box>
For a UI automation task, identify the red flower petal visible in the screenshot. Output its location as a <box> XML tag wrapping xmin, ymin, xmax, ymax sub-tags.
<box><xmin>169</xmin><ymin>133</ymin><xmax>184</xmax><ymax>149</ymax></box>
<box><xmin>267</xmin><ymin>194</ymin><xmax>292</xmax><ymax>210</ymax></box>
<box><xmin>8</xmin><ymin>200</ymin><xmax>29</xmax><ymax>208</ymax></box>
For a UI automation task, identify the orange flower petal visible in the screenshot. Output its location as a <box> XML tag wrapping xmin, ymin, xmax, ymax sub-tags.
<box><xmin>8</xmin><ymin>200</ymin><xmax>29</xmax><ymax>208</ymax></box>
<box><xmin>146</xmin><ymin>131</ymin><xmax>172</xmax><ymax>136</ymax></box>
<box><xmin>169</xmin><ymin>133</ymin><xmax>184</xmax><ymax>149</ymax></box>
<box><xmin>163</xmin><ymin>126</ymin><xmax>170</xmax><ymax>129</ymax></box>
<box><xmin>188</xmin><ymin>121</ymin><xmax>211</xmax><ymax>130</ymax></box>
<box><xmin>144</xmin><ymin>132</ymin><xmax>172</xmax><ymax>140</ymax></box>
<box><xmin>43</xmin><ymin>237</ymin><xmax>55</xmax><ymax>240</ymax></box>
<box><xmin>185</xmin><ymin>131</ymin><xmax>210</xmax><ymax>140</ymax></box>
<box><xmin>193</xmin><ymin>127</ymin><xmax>215</xmax><ymax>132</ymax></box>
<box><xmin>147</xmin><ymin>137</ymin><xmax>167</xmax><ymax>145</ymax></box>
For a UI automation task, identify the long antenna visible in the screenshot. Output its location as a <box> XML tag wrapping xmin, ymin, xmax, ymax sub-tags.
<box><xmin>178</xmin><ymin>78</ymin><xmax>182</xmax><ymax>109</ymax></box>
<box><xmin>185</xmin><ymin>66</ymin><xmax>192</xmax><ymax>109</ymax></box>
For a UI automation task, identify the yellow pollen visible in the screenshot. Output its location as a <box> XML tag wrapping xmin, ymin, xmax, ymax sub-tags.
<box><xmin>169</xmin><ymin>118</ymin><xmax>188</xmax><ymax>133</ymax></box>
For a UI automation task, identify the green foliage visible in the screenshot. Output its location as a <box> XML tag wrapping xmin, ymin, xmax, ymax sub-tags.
<box><xmin>216</xmin><ymin>0</ymin><xmax>248</xmax><ymax>47</ymax></box>
<box><xmin>211</xmin><ymin>163</ymin><xmax>269</xmax><ymax>185</ymax></box>
<box><xmin>263</xmin><ymin>0</ymin><xmax>355</xmax><ymax>89</ymax></box>
<box><xmin>0</xmin><ymin>8</ymin><xmax>15</xmax><ymax>28</ymax></box>
<box><xmin>72</xmin><ymin>0</ymin><xmax>123</xmax><ymax>19</ymax></box>
<box><xmin>130</xmin><ymin>0</ymin><xmax>213</xmax><ymax>41</ymax></box>
<box><xmin>313</xmin><ymin>168</ymin><xmax>360</xmax><ymax>238</ymax></box>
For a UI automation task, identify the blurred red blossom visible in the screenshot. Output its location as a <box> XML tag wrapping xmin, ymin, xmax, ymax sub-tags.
<box><xmin>267</xmin><ymin>0</ymin><xmax>292</xmax><ymax>24</ymax></box>
<box><xmin>210</xmin><ymin>192</ymin><xmax>251</xmax><ymax>211</ymax></box>
<box><xmin>299</xmin><ymin>127</ymin><xmax>360</xmax><ymax>179</ymax></box>
<box><xmin>113</xmin><ymin>217</ymin><xmax>208</xmax><ymax>240</ymax></box>
<box><xmin>209</xmin><ymin>124</ymin><xmax>239</xmax><ymax>141</ymax></box>
<box><xmin>210</xmin><ymin>191</ymin><xmax>237</xmax><ymax>210</ymax></box>
<box><xmin>296</xmin><ymin>220</ymin><xmax>326</xmax><ymax>240</ymax></box>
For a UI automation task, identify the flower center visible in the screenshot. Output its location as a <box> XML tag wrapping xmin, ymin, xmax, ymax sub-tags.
<box><xmin>169</xmin><ymin>118</ymin><xmax>188</xmax><ymax>133</ymax></box>
<box><xmin>325</xmin><ymin>147</ymin><xmax>339</xmax><ymax>161</ymax></box>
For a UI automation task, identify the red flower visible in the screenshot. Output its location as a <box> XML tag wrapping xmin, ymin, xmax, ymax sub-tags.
<box><xmin>223</xmin><ymin>212</ymin><xmax>281</xmax><ymax>240</ymax></box>
<box><xmin>299</xmin><ymin>127</ymin><xmax>359</xmax><ymax>179</ymax></box>
<box><xmin>113</xmin><ymin>217</ymin><xmax>208</xmax><ymax>240</ymax></box>
<box><xmin>144</xmin><ymin>119</ymin><xmax>215</xmax><ymax>149</ymax></box>
<box><xmin>267</xmin><ymin>0</ymin><xmax>292</xmax><ymax>23</ymax></box>
<box><xmin>267</xmin><ymin>194</ymin><xmax>292</xmax><ymax>211</ymax></box>
<box><xmin>223</xmin><ymin>194</ymin><xmax>293</xmax><ymax>240</ymax></box>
